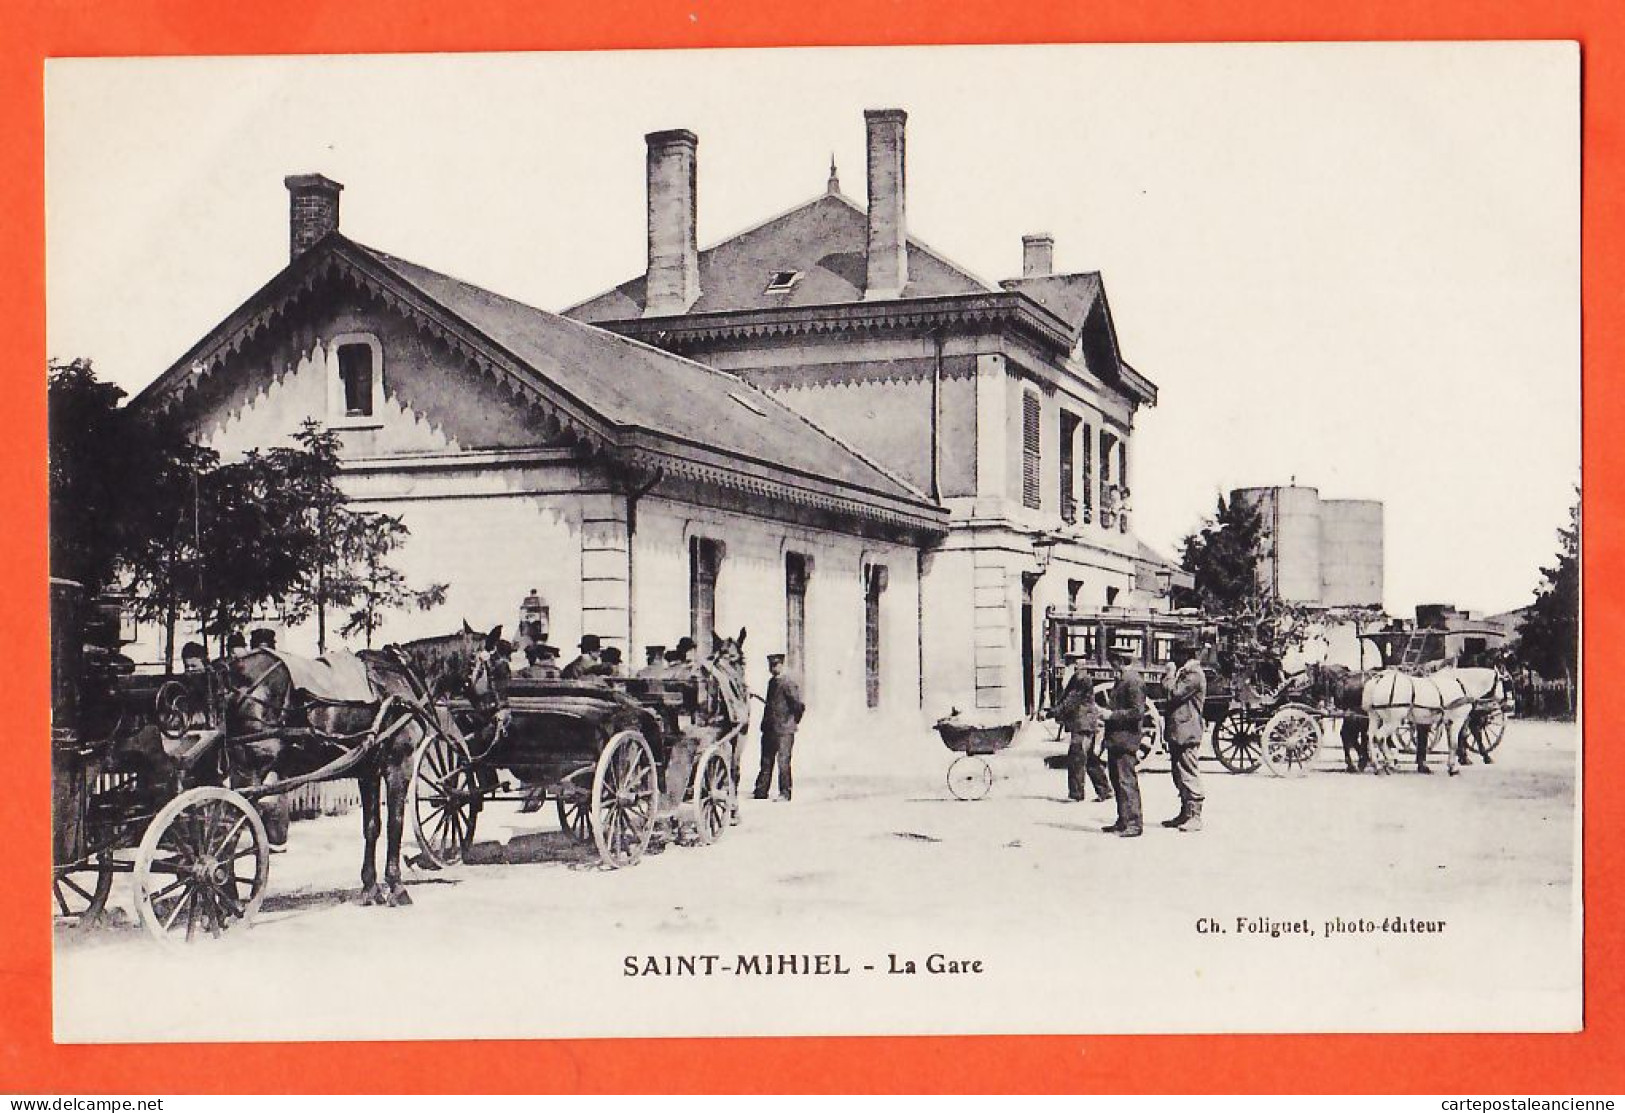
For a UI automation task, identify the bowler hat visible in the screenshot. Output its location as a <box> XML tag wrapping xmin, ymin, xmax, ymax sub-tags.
<box><xmin>766</xmin><ymin>653</ymin><xmax>786</xmax><ymax>665</ymax></box>
<box><xmin>673</xmin><ymin>636</ymin><xmax>697</xmax><ymax>655</ymax></box>
<box><xmin>601</xmin><ymin>646</ymin><xmax>623</xmax><ymax>664</ymax></box>
<box><xmin>579</xmin><ymin>634</ymin><xmax>602</xmax><ymax>652</ymax></box>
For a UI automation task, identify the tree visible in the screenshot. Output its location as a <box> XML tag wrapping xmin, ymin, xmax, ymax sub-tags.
<box><xmin>275</xmin><ymin>421</ymin><xmax>349</xmax><ymax>651</ymax></box>
<box><xmin>1515</xmin><ymin>489</ymin><xmax>1579</xmax><ymax>681</ymax></box>
<box><xmin>334</xmin><ymin>512</ymin><xmax>449</xmax><ymax>648</ymax></box>
<box><xmin>1177</xmin><ymin>492</ymin><xmax>1266</xmax><ymax>615</ymax></box>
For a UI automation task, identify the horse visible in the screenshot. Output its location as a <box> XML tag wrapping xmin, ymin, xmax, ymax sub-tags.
<box><xmin>1288</xmin><ymin>662</ymin><xmax>1371</xmax><ymax>771</ymax></box>
<box><xmin>221</xmin><ymin>645</ymin><xmax>441</xmax><ymax>907</ymax></box>
<box><xmin>1429</xmin><ymin>665</ymin><xmax>1515</xmax><ymax>767</ymax></box>
<box><xmin>1361</xmin><ymin>666</ymin><xmax>1509</xmax><ymax>777</ymax></box>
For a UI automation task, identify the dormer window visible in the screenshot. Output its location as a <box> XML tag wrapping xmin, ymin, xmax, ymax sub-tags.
<box><xmin>764</xmin><ymin>270</ymin><xmax>801</xmax><ymax>293</ymax></box>
<box><xmin>326</xmin><ymin>333</ymin><xmax>384</xmax><ymax>426</ymax></box>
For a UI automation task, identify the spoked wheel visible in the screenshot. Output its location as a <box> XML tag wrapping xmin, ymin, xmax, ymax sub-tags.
<box><xmin>947</xmin><ymin>755</ymin><xmax>994</xmax><ymax>801</ymax></box>
<box><xmin>690</xmin><ymin>744</ymin><xmax>735</xmax><ymax>845</ymax></box>
<box><xmin>53</xmin><ymin>855</ymin><xmax>115</xmax><ymax>926</ymax></box>
<box><xmin>591</xmin><ymin>730</ymin><xmax>659</xmax><ymax>868</ymax></box>
<box><xmin>1212</xmin><ymin>708</ymin><xmax>1264</xmax><ymax>774</ymax></box>
<box><xmin>555</xmin><ymin>791</ymin><xmax>594</xmax><ymax>842</ymax></box>
<box><xmin>1471</xmin><ymin>705</ymin><xmax>1508</xmax><ymax>755</ymax></box>
<box><xmin>134</xmin><ymin>786</ymin><xmax>269</xmax><ymax>943</ymax></box>
<box><xmin>409</xmin><ymin>727</ymin><xmax>480</xmax><ymax>869</ymax></box>
<box><xmin>1260</xmin><ymin>706</ymin><xmax>1321</xmax><ymax>778</ymax></box>
<box><xmin>153</xmin><ymin>680</ymin><xmax>193</xmax><ymax>738</ymax></box>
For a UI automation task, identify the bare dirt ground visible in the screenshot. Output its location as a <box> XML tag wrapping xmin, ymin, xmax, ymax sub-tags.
<box><xmin>54</xmin><ymin>717</ymin><xmax>1580</xmax><ymax>1042</ymax></box>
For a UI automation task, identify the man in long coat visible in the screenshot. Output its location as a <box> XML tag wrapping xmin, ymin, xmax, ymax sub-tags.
<box><xmin>1161</xmin><ymin>638</ymin><xmax>1208</xmax><ymax>832</ymax></box>
<box><xmin>1103</xmin><ymin>644</ymin><xmax>1147</xmax><ymax>837</ymax></box>
<box><xmin>1047</xmin><ymin>663</ymin><xmax>1110</xmax><ymax>802</ymax></box>
<box><xmin>754</xmin><ymin>653</ymin><xmax>805</xmax><ymax>801</ymax></box>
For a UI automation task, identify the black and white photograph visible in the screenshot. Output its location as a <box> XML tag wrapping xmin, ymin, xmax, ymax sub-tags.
<box><xmin>44</xmin><ymin>42</ymin><xmax>1580</xmax><ymax>1042</ymax></box>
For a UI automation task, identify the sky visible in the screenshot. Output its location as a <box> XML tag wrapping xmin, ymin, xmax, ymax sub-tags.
<box><xmin>43</xmin><ymin>43</ymin><xmax>1579</xmax><ymax>616</ymax></box>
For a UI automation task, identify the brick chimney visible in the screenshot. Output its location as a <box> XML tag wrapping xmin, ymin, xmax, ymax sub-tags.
<box><xmin>1022</xmin><ymin>234</ymin><xmax>1054</xmax><ymax>278</ymax></box>
<box><xmin>644</xmin><ymin>129</ymin><xmax>701</xmax><ymax>317</ymax></box>
<box><xmin>285</xmin><ymin>174</ymin><xmax>343</xmax><ymax>261</ymax></box>
<box><xmin>863</xmin><ymin>109</ymin><xmax>909</xmax><ymax>301</ymax></box>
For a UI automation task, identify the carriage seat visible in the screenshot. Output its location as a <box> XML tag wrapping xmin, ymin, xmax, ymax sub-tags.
<box><xmin>269</xmin><ymin>649</ymin><xmax>377</xmax><ymax>704</ymax></box>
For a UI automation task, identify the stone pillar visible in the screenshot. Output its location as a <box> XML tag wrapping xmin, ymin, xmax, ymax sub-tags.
<box><xmin>974</xmin><ymin>353</ymin><xmax>1009</xmax><ymax>514</ymax></box>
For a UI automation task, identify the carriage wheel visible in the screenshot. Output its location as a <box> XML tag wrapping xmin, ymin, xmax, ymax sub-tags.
<box><xmin>133</xmin><ymin>786</ymin><xmax>269</xmax><ymax>943</ymax></box>
<box><xmin>409</xmin><ymin>728</ymin><xmax>479</xmax><ymax>869</ymax></box>
<box><xmin>946</xmin><ymin>755</ymin><xmax>994</xmax><ymax>801</ymax></box>
<box><xmin>1212</xmin><ymin>709</ymin><xmax>1263</xmax><ymax>774</ymax></box>
<box><xmin>53</xmin><ymin>855</ymin><xmax>115</xmax><ymax>926</ymax></box>
<box><xmin>153</xmin><ymin>680</ymin><xmax>192</xmax><ymax>738</ymax></box>
<box><xmin>1473</xmin><ymin>705</ymin><xmax>1508</xmax><ymax>754</ymax></box>
<box><xmin>1135</xmin><ymin>710</ymin><xmax>1165</xmax><ymax>770</ymax></box>
<box><xmin>555</xmin><ymin>792</ymin><xmax>594</xmax><ymax>842</ymax></box>
<box><xmin>591</xmin><ymin>730</ymin><xmax>659</xmax><ymax>868</ymax></box>
<box><xmin>1260</xmin><ymin>707</ymin><xmax>1321</xmax><ymax>778</ymax></box>
<box><xmin>690</xmin><ymin>744</ymin><xmax>735</xmax><ymax>845</ymax></box>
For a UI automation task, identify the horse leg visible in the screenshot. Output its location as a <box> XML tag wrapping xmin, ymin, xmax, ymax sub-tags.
<box><xmin>1445</xmin><ymin>711</ymin><xmax>1462</xmax><ymax>777</ymax></box>
<box><xmin>358</xmin><ymin>764</ymin><xmax>387</xmax><ymax>906</ymax></box>
<box><xmin>382</xmin><ymin>745</ymin><xmax>414</xmax><ymax>907</ymax></box>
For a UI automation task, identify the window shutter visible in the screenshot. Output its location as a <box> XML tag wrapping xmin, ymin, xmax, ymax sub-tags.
<box><xmin>1081</xmin><ymin>423</ymin><xmax>1093</xmax><ymax>514</ymax></box>
<box><xmin>1022</xmin><ymin>392</ymin><xmax>1042</xmax><ymax>510</ymax></box>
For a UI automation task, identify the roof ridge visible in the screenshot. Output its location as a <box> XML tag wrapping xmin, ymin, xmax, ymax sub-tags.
<box><xmin>351</xmin><ymin>239</ymin><xmax>939</xmax><ymax>507</ymax></box>
<box><xmin>822</xmin><ymin>191</ymin><xmax>997</xmax><ymax>293</ymax></box>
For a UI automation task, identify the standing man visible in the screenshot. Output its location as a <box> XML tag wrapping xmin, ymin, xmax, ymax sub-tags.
<box><xmin>561</xmin><ymin>635</ymin><xmax>602</xmax><ymax>679</ymax></box>
<box><xmin>1103</xmin><ymin>643</ymin><xmax>1147</xmax><ymax>837</ymax></box>
<box><xmin>1046</xmin><ymin>662</ymin><xmax>1110</xmax><ymax>802</ymax></box>
<box><xmin>754</xmin><ymin>653</ymin><xmax>805</xmax><ymax>801</ymax></box>
<box><xmin>1162</xmin><ymin>637</ymin><xmax>1208</xmax><ymax>832</ymax></box>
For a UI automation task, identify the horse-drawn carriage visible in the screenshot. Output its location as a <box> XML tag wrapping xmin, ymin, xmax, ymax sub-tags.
<box><xmin>52</xmin><ymin>581</ymin><xmax>466</xmax><ymax>941</ymax></box>
<box><xmin>402</xmin><ymin>627</ymin><xmax>748</xmax><ymax>870</ymax></box>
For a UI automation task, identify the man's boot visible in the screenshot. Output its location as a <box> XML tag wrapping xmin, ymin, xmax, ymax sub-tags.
<box><xmin>1161</xmin><ymin>805</ymin><xmax>1191</xmax><ymax>829</ymax></box>
<box><xmin>1102</xmin><ymin>819</ymin><xmax>1126</xmax><ymax>834</ymax></box>
<box><xmin>1176</xmin><ymin>800</ymin><xmax>1203</xmax><ymax>833</ymax></box>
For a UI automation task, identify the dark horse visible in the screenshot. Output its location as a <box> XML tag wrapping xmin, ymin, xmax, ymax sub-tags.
<box><xmin>1283</xmin><ymin>662</ymin><xmax>1370</xmax><ymax>771</ymax></box>
<box><xmin>222</xmin><ymin>646</ymin><xmax>439</xmax><ymax>907</ymax></box>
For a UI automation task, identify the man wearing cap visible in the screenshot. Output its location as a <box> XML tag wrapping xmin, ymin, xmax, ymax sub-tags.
<box><xmin>249</xmin><ymin>628</ymin><xmax>277</xmax><ymax>651</ymax></box>
<box><xmin>1162</xmin><ymin>638</ymin><xmax>1208</xmax><ymax>832</ymax></box>
<box><xmin>1103</xmin><ymin>644</ymin><xmax>1148</xmax><ymax>837</ymax></box>
<box><xmin>518</xmin><ymin>642</ymin><xmax>561</xmax><ymax>680</ymax></box>
<box><xmin>226</xmin><ymin>631</ymin><xmax>249</xmax><ymax>659</ymax></box>
<box><xmin>1047</xmin><ymin>661</ymin><xmax>1110</xmax><ymax>802</ymax></box>
<box><xmin>754</xmin><ymin>653</ymin><xmax>805</xmax><ymax>802</ymax></box>
<box><xmin>637</xmin><ymin>646</ymin><xmax>667</xmax><ymax>679</ymax></box>
<box><xmin>561</xmin><ymin>635</ymin><xmax>602</xmax><ymax>679</ymax></box>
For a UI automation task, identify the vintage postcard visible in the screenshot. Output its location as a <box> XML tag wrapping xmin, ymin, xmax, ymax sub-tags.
<box><xmin>43</xmin><ymin>42</ymin><xmax>1580</xmax><ymax>1043</ymax></box>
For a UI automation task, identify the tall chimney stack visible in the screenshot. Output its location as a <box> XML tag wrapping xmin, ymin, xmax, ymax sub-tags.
<box><xmin>1022</xmin><ymin>234</ymin><xmax>1054</xmax><ymax>279</ymax></box>
<box><xmin>285</xmin><ymin>174</ymin><xmax>343</xmax><ymax>261</ymax></box>
<box><xmin>863</xmin><ymin>109</ymin><xmax>909</xmax><ymax>301</ymax></box>
<box><xmin>644</xmin><ymin>129</ymin><xmax>701</xmax><ymax>317</ymax></box>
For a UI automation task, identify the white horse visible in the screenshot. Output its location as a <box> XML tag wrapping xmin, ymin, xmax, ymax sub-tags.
<box><xmin>1361</xmin><ymin>666</ymin><xmax>1509</xmax><ymax>776</ymax></box>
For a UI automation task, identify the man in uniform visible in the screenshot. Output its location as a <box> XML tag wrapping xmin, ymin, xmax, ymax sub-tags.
<box><xmin>1161</xmin><ymin>636</ymin><xmax>1208</xmax><ymax>832</ymax></box>
<box><xmin>754</xmin><ymin>653</ymin><xmax>805</xmax><ymax>801</ymax></box>
<box><xmin>638</xmin><ymin>646</ymin><xmax>667</xmax><ymax>679</ymax></box>
<box><xmin>1103</xmin><ymin>643</ymin><xmax>1147</xmax><ymax>837</ymax></box>
<box><xmin>1046</xmin><ymin>661</ymin><xmax>1110</xmax><ymax>802</ymax></box>
<box><xmin>561</xmin><ymin>635</ymin><xmax>602</xmax><ymax>679</ymax></box>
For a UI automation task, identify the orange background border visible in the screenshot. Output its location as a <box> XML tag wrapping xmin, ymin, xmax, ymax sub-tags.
<box><xmin>1</xmin><ymin>0</ymin><xmax>1617</xmax><ymax>1094</ymax></box>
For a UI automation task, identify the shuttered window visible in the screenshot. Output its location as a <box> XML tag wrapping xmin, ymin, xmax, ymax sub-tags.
<box><xmin>1021</xmin><ymin>391</ymin><xmax>1042</xmax><ymax>510</ymax></box>
<box><xmin>689</xmin><ymin>537</ymin><xmax>722</xmax><ymax>655</ymax></box>
<box><xmin>864</xmin><ymin>565</ymin><xmax>886</xmax><ymax>709</ymax></box>
<box><xmin>1081</xmin><ymin>422</ymin><xmax>1093</xmax><ymax>514</ymax></box>
<box><xmin>1058</xmin><ymin>411</ymin><xmax>1079</xmax><ymax>523</ymax></box>
<box><xmin>786</xmin><ymin>552</ymin><xmax>808</xmax><ymax>676</ymax></box>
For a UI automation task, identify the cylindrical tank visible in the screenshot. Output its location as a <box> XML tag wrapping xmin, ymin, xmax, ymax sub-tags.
<box><xmin>1232</xmin><ymin>486</ymin><xmax>1323</xmax><ymax>603</ymax></box>
<box><xmin>1319</xmin><ymin>500</ymin><xmax>1384</xmax><ymax>607</ymax></box>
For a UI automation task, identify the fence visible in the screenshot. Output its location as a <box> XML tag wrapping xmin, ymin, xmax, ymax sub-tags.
<box><xmin>287</xmin><ymin>780</ymin><xmax>362</xmax><ymax>821</ymax></box>
<box><xmin>1513</xmin><ymin>675</ymin><xmax>1576</xmax><ymax>720</ymax></box>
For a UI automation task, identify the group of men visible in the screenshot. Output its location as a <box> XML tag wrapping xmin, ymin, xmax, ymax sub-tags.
<box><xmin>1046</xmin><ymin>637</ymin><xmax>1208</xmax><ymax>838</ymax></box>
<box><xmin>178</xmin><ymin>627</ymin><xmax>277</xmax><ymax>672</ymax></box>
<box><xmin>511</xmin><ymin>631</ymin><xmax>807</xmax><ymax>803</ymax></box>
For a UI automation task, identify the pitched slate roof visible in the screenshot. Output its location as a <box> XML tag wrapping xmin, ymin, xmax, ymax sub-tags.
<box><xmin>998</xmin><ymin>273</ymin><xmax>1104</xmax><ymax>343</ymax></box>
<box><xmin>566</xmin><ymin>190</ymin><xmax>993</xmax><ymax>323</ymax></box>
<box><xmin>135</xmin><ymin>234</ymin><xmax>946</xmax><ymax>535</ymax></box>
